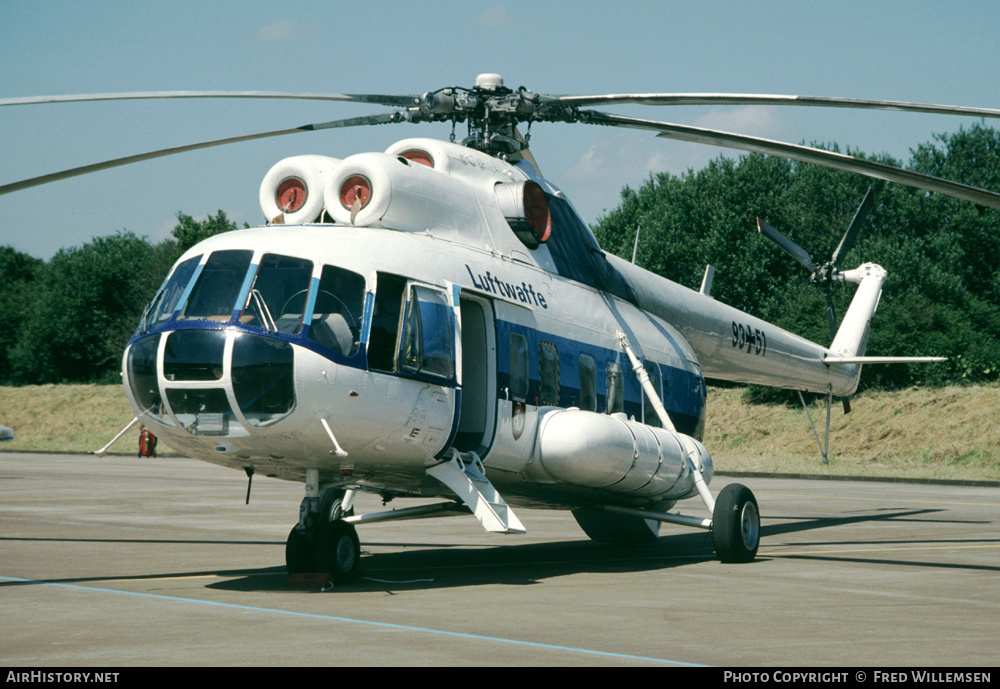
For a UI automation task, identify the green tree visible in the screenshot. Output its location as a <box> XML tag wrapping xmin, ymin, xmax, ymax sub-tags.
<box><xmin>8</xmin><ymin>232</ymin><xmax>167</xmax><ymax>383</ymax></box>
<box><xmin>170</xmin><ymin>210</ymin><xmax>241</xmax><ymax>254</ymax></box>
<box><xmin>592</xmin><ymin>127</ymin><xmax>1000</xmax><ymax>389</ymax></box>
<box><xmin>0</xmin><ymin>247</ymin><xmax>43</xmax><ymax>383</ymax></box>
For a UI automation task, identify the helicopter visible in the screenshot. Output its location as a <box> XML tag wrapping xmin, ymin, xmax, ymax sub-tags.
<box><xmin>3</xmin><ymin>73</ymin><xmax>997</xmax><ymax>583</ymax></box>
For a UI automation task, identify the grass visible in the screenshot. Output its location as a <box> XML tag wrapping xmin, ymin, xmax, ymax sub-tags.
<box><xmin>1</xmin><ymin>383</ymin><xmax>998</xmax><ymax>482</ymax></box>
<box><xmin>703</xmin><ymin>384</ymin><xmax>1000</xmax><ymax>482</ymax></box>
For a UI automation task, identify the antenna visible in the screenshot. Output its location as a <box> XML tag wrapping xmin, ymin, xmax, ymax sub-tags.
<box><xmin>631</xmin><ymin>225</ymin><xmax>641</xmax><ymax>264</ymax></box>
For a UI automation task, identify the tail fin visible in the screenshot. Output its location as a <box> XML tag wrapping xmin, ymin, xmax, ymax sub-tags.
<box><xmin>825</xmin><ymin>263</ymin><xmax>945</xmax><ymax>380</ymax></box>
<box><xmin>829</xmin><ymin>263</ymin><xmax>885</xmax><ymax>358</ymax></box>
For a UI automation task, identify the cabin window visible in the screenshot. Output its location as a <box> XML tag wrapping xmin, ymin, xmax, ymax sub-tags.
<box><xmin>607</xmin><ymin>362</ymin><xmax>624</xmax><ymax>414</ymax></box>
<box><xmin>179</xmin><ymin>250</ymin><xmax>253</xmax><ymax>322</ymax></box>
<box><xmin>399</xmin><ymin>285</ymin><xmax>454</xmax><ymax>380</ymax></box>
<box><xmin>539</xmin><ymin>341</ymin><xmax>560</xmax><ymax>406</ymax></box>
<box><xmin>643</xmin><ymin>362</ymin><xmax>662</xmax><ymax>427</ymax></box>
<box><xmin>308</xmin><ymin>265</ymin><xmax>366</xmax><ymax>357</ymax></box>
<box><xmin>142</xmin><ymin>254</ymin><xmax>201</xmax><ymax>332</ymax></box>
<box><xmin>579</xmin><ymin>354</ymin><xmax>597</xmax><ymax>411</ymax></box>
<box><xmin>240</xmin><ymin>254</ymin><xmax>313</xmax><ymax>334</ymax></box>
<box><xmin>509</xmin><ymin>333</ymin><xmax>529</xmax><ymax>399</ymax></box>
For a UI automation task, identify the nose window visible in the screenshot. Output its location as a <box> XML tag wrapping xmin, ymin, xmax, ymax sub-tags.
<box><xmin>166</xmin><ymin>388</ymin><xmax>237</xmax><ymax>435</ymax></box>
<box><xmin>164</xmin><ymin>330</ymin><xmax>226</xmax><ymax>381</ymax></box>
<box><xmin>126</xmin><ymin>334</ymin><xmax>171</xmax><ymax>425</ymax></box>
<box><xmin>232</xmin><ymin>333</ymin><xmax>295</xmax><ymax>427</ymax></box>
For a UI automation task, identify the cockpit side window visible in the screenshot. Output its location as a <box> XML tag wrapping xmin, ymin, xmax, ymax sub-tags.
<box><xmin>142</xmin><ymin>255</ymin><xmax>201</xmax><ymax>332</ymax></box>
<box><xmin>307</xmin><ymin>265</ymin><xmax>366</xmax><ymax>357</ymax></box>
<box><xmin>179</xmin><ymin>250</ymin><xmax>253</xmax><ymax>322</ymax></box>
<box><xmin>240</xmin><ymin>254</ymin><xmax>313</xmax><ymax>334</ymax></box>
<box><xmin>369</xmin><ymin>273</ymin><xmax>407</xmax><ymax>372</ymax></box>
<box><xmin>399</xmin><ymin>285</ymin><xmax>454</xmax><ymax>381</ymax></box>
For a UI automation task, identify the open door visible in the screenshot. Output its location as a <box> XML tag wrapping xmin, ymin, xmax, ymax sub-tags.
<box><xmin>454</xmin><ymin>294</ymin><xmax>497</xmax><ymax>455</ymax></box>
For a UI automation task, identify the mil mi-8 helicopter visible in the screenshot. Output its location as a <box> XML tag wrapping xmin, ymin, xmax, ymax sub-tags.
<box><xmin>3</xmin><ymin>74</ymin><xmax>999</xmax><ymax>583</ymax></box>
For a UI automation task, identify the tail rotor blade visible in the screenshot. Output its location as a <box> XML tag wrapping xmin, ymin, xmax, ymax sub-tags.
<box><xmin>757</xmin><ymin>218</ymin><xmax>818</xmax><ymax>272</ymax></box>
<box><xmin>824</xmin><ymin>292</ymin><xmax>838</xmax><ymax>342</ymax></box>
<box><xmin>831</xmin><ymin>187</ymin><xmax>874</xmax><ymax>267</ymax></box>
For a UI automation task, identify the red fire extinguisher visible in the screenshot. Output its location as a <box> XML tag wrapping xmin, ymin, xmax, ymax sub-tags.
<box><xmin>138</xmin><ymin>425</ymin><xmax>158</xmax><ymax>458</ymax></box>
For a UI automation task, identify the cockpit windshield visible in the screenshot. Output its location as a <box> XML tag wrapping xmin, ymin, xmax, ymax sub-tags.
<box><xmin>179</xmin><ymin>250</ymin><xmax>254</xmax><ymax>322</ymax></box>
<box><xmin>134</xmin><ymin>248</ymin><xmax>368</xmax><ymax>362</ymax></box>
<box><xmin>240</xmin><ymin>254</ymin><xmax>313</xmax><ymax>334</ymax></box>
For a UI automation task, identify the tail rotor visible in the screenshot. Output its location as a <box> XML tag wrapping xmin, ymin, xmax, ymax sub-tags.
<box><xmin>757</xmin><ymin>187</ymin><xmax>875</xmax><ymax>416</ymax></box>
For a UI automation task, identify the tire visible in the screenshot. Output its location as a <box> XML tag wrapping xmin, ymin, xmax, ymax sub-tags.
<box><xmin>712</xmin><ymin>483</ymin><xmax>760</xmax><ymax>563</ymax></box>
<box><xmin>315</xmin><ymin>520</ymin><xmax>361</xmax><ymax>583</ymax></box>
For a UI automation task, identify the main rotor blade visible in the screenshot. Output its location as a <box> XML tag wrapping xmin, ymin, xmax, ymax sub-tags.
<box><xmin>581</xmin><ymin>111</ymin><xmax>1000</xmax><ymax>209</ymax></box>
<box><xmin>831</xmin><ymin>187</ymin><xmax>874</xmax><ymax>267</ymax></box>
<box><xmin>554</xmin><ymin>93</ymin><xmax>1000</xmax><ymax>120</ymax></box>
<box><xmin>757</xmin><ymin>218</ymin><xmax>818</xmax><ymax>272</ymax></box>
<box><xmin>0</xmin><ymin>112</ymin><xmax>404</xmax><ymax>196</ymax></box>
<box><xmin>0</xmin><ymin>91</ymin><xmax>420</xmax><ymax>108</ymax></box>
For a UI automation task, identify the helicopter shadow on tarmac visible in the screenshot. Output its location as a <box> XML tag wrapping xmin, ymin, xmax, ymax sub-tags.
<box><xmin>207</xmin><ymin>503</ymin><xmax>998</xmax><ymax>593</ymax></box>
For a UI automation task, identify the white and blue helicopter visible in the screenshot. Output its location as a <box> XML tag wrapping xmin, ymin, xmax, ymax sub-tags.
<box><xmin>4</xmin><ymin>74</ymin><xmax>999</xmax><ymax>582</ymax></box>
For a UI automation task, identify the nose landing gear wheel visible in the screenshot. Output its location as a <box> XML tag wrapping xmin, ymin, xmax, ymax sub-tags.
<box><xmin>315</xmin><ymin>519</ymin><xmax>361</xmax><ymax>583</ymax></box>
<box><xmin>712</xmin><ymin>483</ymin><xmax>760</xmax><ymax>563</ymax></box>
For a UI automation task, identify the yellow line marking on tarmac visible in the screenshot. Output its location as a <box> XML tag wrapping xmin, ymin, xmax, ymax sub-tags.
<box><xmin>759</xmin><ymin>492</ymin><xmax>999</xmax><ymax>507</ymax></box>
<box><xmin>762</xmin><ymin>543</ymin><xmax>1000</xmax><ymax>557</ymax></box>
<box><xmin>98</xmin><ymin>574</ymin><xmax>228</xmax><ymax>583</ymax></box>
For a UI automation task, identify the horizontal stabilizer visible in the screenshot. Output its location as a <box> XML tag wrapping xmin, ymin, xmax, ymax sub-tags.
<box><xmin>824</xmin><ymin>356</ymin><xmax>947</xmax><ymax>365</ymax></box>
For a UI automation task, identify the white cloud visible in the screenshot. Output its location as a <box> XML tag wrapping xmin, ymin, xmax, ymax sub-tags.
<box><xmin>557</xmin><ymin>106</ymin><xmax>799</xmax><ymax>222</ymax></box>
<box><xmin>471</xmin><ymin>4</ymin><xmax>523</xmax><ymax>29</ymax></box>
<box><xmin>255</xmin><ymin>18</ymin><xmax>320</xmax><ymax>43</ymax></box>
<box><xmin>691</xmin><ymin>105</ymin><xmax>794</xmax><ymax>142</ymax></box>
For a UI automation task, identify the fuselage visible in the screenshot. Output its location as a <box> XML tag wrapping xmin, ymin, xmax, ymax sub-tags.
<box><xmin>122</xmin><ymin>136</ymin><xmax>863</xmax><ymax>509</ymax></box>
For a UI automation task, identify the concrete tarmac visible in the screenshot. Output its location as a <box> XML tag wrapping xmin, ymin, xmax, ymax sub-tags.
<box><xmin>2</xmin><ymin>452</ymin><xmax>998</xmax><ymax>667</ymax></box>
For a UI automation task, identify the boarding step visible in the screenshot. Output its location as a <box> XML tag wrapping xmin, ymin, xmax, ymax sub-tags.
<box><xmin>426</xmin><ymin>450</ymin><xmax>526</xmax><ymax>534</ymax></box>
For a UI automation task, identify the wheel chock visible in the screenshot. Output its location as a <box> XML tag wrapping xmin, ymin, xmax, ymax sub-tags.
<box><xmin>287</xmin><ymin>572</ymin><xmax>329</xmax><ymax>588</ymax></box>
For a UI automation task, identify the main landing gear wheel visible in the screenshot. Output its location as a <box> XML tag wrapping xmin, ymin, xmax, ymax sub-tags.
<box><xmin>712</xmin><ymin>483</ymin><xmax>760</xmax><ymax>563</ymax></box>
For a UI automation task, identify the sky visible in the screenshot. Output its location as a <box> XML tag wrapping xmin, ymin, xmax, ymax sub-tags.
<box><xmin>2</xmin><ymin>0</ymin><xmax>999</xmax><ymax>259</ymax></box>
